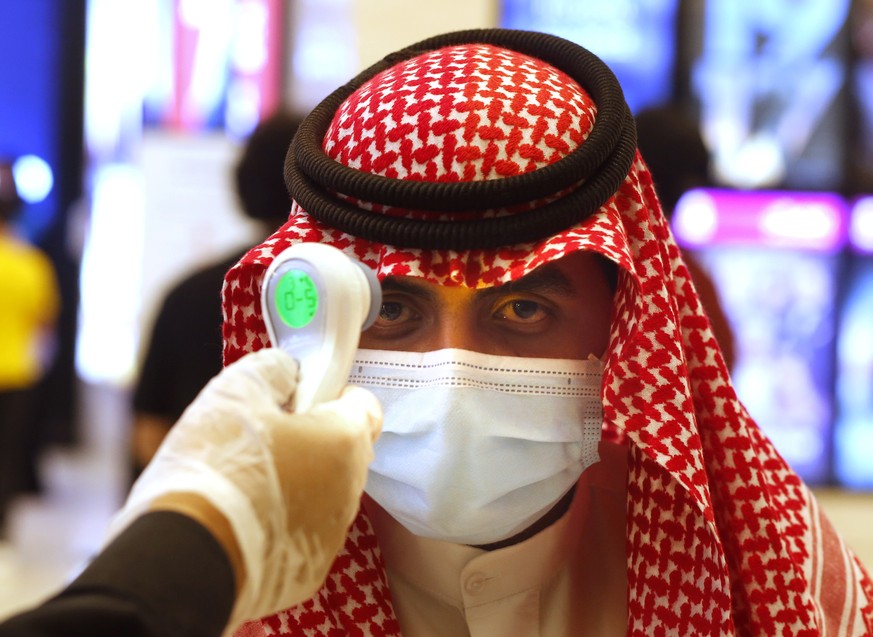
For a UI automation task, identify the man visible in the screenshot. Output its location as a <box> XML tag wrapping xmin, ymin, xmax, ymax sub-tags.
<box><xmin>1</xmin><ymin>28</ymin><xmax>869</xmax><ymax>637</ymax></box>
<box><xmin>219</xmin><ymin>29</ymin><xmax>873</xmax><ymax>636</ymax></box>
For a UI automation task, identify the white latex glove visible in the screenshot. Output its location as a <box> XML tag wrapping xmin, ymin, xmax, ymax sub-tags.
<box><xmin>107</xmin><ymin>348</ymin><xmax>382</xmax><ymax>632</ymax></box>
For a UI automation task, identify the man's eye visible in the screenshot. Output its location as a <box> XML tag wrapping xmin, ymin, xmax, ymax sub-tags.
<box><xmin>510</xmin><ymin>300</ymin><xmax>540</xmax><ymax>320</ymax></box>
<box><xmin>495</xmin><ymin>299</ymin><xmax>547</xmax><ymax>322</ymax></box>
<box><xmin>379</xmin><ymin>301</ymin><xmax>404</xmax><ymax>322</ymax></box>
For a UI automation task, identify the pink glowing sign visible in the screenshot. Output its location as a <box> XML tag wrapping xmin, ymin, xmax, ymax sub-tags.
<box><xmin>672</xmin><ymin>188</ymin><xmax>849</xmax><ymax>253</ymax></box>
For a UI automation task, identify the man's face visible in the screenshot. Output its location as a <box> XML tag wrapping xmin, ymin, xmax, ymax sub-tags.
<box><xmin>359</xmin><ymin>251</ymin><xmax>614</xmax><ymax>360</ymax></box>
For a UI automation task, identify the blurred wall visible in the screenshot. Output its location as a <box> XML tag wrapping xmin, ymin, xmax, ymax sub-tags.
<box><xmin>352</xmin><ymin>0</ymin><xmax>498</xmax><ymax>69</ymax></box>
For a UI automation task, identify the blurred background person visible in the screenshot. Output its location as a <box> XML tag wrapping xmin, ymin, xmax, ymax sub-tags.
<box><xmin>0</xmin><ymin>158</ymin><xmax>60</xmax><ymax>542</ymax></box>
<box><xmin>635</xmin><ymin>105</ymin><xmax>737</xmax><ymax>373</ymax></box>
<box><xmin>129</xmin><ymin>112</ymin><xmax>301</xmax><ymax>481</ymax></box>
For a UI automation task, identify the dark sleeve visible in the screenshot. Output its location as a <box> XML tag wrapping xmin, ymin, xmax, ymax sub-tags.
<box><xmin>0</xmin><ymin>511</ymin><xmax>236</xmax><ymax>637</ymax></box>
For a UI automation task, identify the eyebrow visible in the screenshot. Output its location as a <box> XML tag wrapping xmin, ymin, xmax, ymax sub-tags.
<box><xmin>380</xmin><ymin>263</ymin><xmax>575</xmax><ymax>300</ymax></box>
<box><xmin>480</xmin><ymin>264</ymin><xmax>575</xmax><ymax>299</ymax></box>
<box><xmin>380</xmin><ymin>276</ymin><xmax>439</xmax><ymax>301</ymax></box>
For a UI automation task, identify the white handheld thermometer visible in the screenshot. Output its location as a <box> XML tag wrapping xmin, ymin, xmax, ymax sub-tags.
<box><xmin>260</xmin><ymin>243</ymin><xmax>381</xmax><ymax>412</ymax></box>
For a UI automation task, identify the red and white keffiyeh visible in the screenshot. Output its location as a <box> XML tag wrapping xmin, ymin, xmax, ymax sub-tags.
<box><xmin>222</xmin><ymin>32</ymin><xmax>873</xmax><ymax>636</ymax></box>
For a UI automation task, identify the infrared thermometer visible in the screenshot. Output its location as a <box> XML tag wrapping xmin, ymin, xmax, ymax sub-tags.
<box><xmin>260</xmin><ymin>243</ymin><xmax>381</xmax><ymax>412</ymax></box>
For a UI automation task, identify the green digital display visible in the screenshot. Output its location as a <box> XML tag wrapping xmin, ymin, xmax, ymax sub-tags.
<box><xmin>275</xmin><ymin>270</ymin><xmax>318</xmax><ymax>328</ymax></box>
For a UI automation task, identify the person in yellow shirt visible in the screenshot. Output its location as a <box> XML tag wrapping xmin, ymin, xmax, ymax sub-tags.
<box><xmin>0</xmin><ymin>158</ymin><xmax>60</xmax><ymax>540</ymax></box>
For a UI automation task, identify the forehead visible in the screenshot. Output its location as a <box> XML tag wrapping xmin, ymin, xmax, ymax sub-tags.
<box><xmin>382</xmin><ymin>250</ymin><xmax>613</xmax><ymax>297</ymax></box>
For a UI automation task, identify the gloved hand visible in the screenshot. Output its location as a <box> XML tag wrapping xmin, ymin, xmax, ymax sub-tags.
<box><xmin>107</xmin><ymin>348</ymin><xmax>382</xmax><ymax>631</ymax></box>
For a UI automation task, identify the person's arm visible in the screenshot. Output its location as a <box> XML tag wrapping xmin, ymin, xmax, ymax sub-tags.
<box><xmin>0</xmin><ymin>348</ymin><xmax>382</xmax><ymax>637</ymax></box>
<box><xmin>0</xmin><ymin>511</ymin><xmax>235</xmax><ymax>637</ymax></box>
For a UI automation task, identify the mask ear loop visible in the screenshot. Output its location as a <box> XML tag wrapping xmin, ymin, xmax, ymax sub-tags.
<box><xmin>284</xmin><ymin>28</ymin><xmax>638</xmax><ymax>251</ymax></box>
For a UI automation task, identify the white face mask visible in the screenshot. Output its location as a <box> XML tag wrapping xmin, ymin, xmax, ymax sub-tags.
<box><xmin>350</xmin><ymin>348</ymin><xmax>604</xmax><ymax>546</ymax></box>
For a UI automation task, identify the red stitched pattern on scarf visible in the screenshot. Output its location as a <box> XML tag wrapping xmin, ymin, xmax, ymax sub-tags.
<box><xmin>233</xmin><ymin>514</ymin><xmax>400</xmax><ymax>637</ymax></box>
<box><xmin>225</xmin><ymin>43</ymin><xmax>873</xmax><ymax>637</ymax></box>
<box><xmin>324</xmin><ymin>44</ymin><xmax>592</xmax><ymax>187</ymax></box>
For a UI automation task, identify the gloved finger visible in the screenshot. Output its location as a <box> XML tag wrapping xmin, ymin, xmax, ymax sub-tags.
<box><xmin>324</xmin><ymin>385</ymin><xmax>383</xmax><ymax>444</ymax></box>
<box><xmin>208</xmin><ymin>348</ymin><xmax>300</xmax><ymax>407</ymax></box>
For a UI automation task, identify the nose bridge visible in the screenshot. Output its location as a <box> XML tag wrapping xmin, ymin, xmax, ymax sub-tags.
<box><xmin>430</xmin><ymin>289</ymin><xmax>480</xmax><ymax>352</ymax></box>
<box><xmin>433</xmin><ymin>311</ymin><xmax>478</xmax><ymax>351</ymax></box>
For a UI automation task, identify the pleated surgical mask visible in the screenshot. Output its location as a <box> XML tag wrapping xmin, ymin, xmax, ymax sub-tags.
<box><xmin>350</xmin><ymin>347</ymin><xmax>604</xmax><ymax>546</ymax></box>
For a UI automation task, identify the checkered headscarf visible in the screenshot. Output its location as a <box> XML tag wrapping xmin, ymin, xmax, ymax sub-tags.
<box><xmin>223</xmin><ymin>30</ymin><xmax>873</xmax><ymax>636</ymax></box>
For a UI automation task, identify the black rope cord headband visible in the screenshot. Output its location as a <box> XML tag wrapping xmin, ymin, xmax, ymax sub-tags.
<box><xmin>285</xmin><ymin>28</ymin><xmax>637</xmax><ymax>251</ymax></box>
